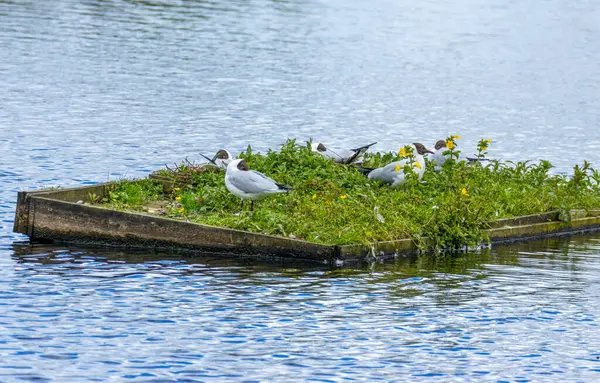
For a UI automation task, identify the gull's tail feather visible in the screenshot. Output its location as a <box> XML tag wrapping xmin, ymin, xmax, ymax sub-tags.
<box><xmin>351</xmin><ymin>142</ymin><xmax>377</xmax><ymax>153</ymax></box>
<box><xmin>345</xmin><ymin>142</ymin><xmax>377</xmax><ymax>164</ymax></box>
<box><xmin>354</xmin><ymin>166</ymin><xmax>376</xmax><ymax>176</ymax></box>
<box><xmin>466</xmin><ymin>157</ymin><xmax>490</xmax><ymax>162</ymax></box>
<box><xmin>276</xmin><ymin>183</ymin><xmax>294</xmax><ymax>191</ymax></box>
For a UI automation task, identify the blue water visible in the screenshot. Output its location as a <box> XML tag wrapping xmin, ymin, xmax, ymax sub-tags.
<box><xmin>2</xmin><ymin>0</ymin><xmax>600</xmax><ymax>381</ymax></box>
<box><xmin>2</xmin><ymin>241</ymin><xmax>600</xmax><ymax>382</ymax></box>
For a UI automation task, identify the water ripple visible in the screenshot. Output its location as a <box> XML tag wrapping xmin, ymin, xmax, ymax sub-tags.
<box><xmin>2</xmin><ymin>0</ymin><xmax>600</xmax><ymax>381</ymax></box>
<box><xmin>0</xmin><ymin>240</ymin><xmax>596</xmax><ymax>381</ymax></box>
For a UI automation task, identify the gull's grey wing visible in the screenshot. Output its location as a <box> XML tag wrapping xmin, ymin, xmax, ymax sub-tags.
<box><xmin>228</xmin><ymin>170</ymin><xmax>279</xmax><ymax>194</ymax></box>
<box><xmin>322</xmin><ymin>148</ymin><xmax>352</xmax><ymax>162</ymax></box>
<box><xmin>321</xmin><ymin>150</ymin><xmax>343</xmax><ymax>161</ymax></box>
<box><xmin>381</xmin><ymin>160</ymin><xmax>407</xmax><ymax>173</ymax></box>
<box><xmin>374</xmin><ymin>160</ymin><xmax>408</xmax><ymax>183</ymax></box>
<box><xmin>336</xmin><ymin>149</ymin><xmax>354</xmax><ymax>160</ymax></box>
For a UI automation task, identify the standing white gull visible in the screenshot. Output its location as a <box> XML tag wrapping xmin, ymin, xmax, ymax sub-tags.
<box><xmin>313</xmin><ymin>142</ymin><xmax>377</xmax><ymax>164</ymax></box>
<box><xmin>225</xmin><ymin>159</ymin><xmax>292</xmax><ymax>211</ymax></box>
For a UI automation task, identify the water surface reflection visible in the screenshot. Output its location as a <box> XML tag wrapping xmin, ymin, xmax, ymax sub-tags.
<box><xmin>2</xmin><ymin>235</ymin><xmax>600</xmax><ymax>381</ymax></box>
<box><xmin>3</xmin><ymin>0</ymin><xmax>600</xmax><ymax>381</ymax></box>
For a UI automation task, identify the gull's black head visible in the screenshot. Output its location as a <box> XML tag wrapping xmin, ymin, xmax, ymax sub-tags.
<box><xmin>434</xmin><ymin>140</ymin><xmax>447</xmax><ymax>151</ymax></box>
<box><xmin>237</xmin><ymin>160</ymin><xmax>249</xmax><ymax>171</ymax></box>
<box><xmin>214</xmin><ymin>149</ymin><xmax>230</xmax><ymax>160</ymax></box>
<box><xmin>413</xmin><ymin>142</ymin><xmax>434</xmax><ymax>155</ymax></box>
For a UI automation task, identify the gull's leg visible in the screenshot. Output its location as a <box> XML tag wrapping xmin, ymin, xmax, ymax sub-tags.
<box><xmin>250</xmin><ymin>201</ymin><xmax>254</xmax><ymax>212</ymax></box>
<box><xmin>240</xmin><ymin>200</ymin><xmax>244</xmax><ymax>210</ymax></box>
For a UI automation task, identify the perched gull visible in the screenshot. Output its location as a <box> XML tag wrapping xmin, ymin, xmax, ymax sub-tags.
<box><xmin>225</xmin><ymin>159</ymin><xmax>292</xmax><ymax>211</ymax></box>
<box><xmin>429</xmin><ymin>140</ymin><xmax>451</xmax><ymax>171</ymax></box>
<box><xmin>360</xmin><ymin>143</ymin><xmax>433</xmax><ymax>187</ymax></box>
<box><xmin>199</xmin><ymin>149</ymin><xmax>235</xmax><ymax>170</ymax></box>
<box><xmin>313</xmin><ymin>142</ymin><xmax>377</xmax><ymax>164</ymax></box>
<box><xmin>429</xmin><ymin>140</ymin><xmax>488</xmax><ymax>172</ymax></box>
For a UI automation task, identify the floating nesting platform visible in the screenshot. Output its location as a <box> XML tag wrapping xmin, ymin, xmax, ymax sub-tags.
<box><xmin>13</xmin><ymin>180</ymin><xmax>600</xmax><ymax>265</ymax></box>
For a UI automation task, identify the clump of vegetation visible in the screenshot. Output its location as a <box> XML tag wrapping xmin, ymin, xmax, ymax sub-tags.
<box><xmin>102</xmin><ymin>138</ymin><xmax>600</xmax><ymax>250</ymax></box>
<box><xmin>104</xmin><ymin>179</ymin><xmax>164</xmax><ymax>209</ymax></box>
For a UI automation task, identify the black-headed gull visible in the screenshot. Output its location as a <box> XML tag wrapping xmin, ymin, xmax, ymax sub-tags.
<box><xmin>313</xmin><ymin>142</ymin><xmax>377</xmax><ymax>164</ymax></box>
<box><xmin>429</xmin><ymin>140</ymin><xmax>451</xmax><ymax>171</ymax></box>
<box><xmin>429</xmin><ymin>140</ymin><xmax>488</xmax><ymax>172</ymax></box>
<box><xmin>360</xmin><ymin>143</ymin><xmax>433</xmax><ymax>187</ymax></box>
<box><xmin>199</xmin><ymin>149</ymin><xmax>235</xmax><ymax>170</ymax></box>
<box><xmin>225</xmin><ymin>159</ymin><xmax>292</xmax><ymax>211</ymax></box>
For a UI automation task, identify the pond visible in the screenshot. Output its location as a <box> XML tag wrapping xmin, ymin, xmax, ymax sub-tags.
<box><xmin>1</xmin><ymin>0</ymin><xmax>600</xmax><ymax>381</ymax></box>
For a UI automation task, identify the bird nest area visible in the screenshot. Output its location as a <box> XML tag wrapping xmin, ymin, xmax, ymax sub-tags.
<box><xmin>99</xmin><ymin>139</ymin><xmax>600</xmax><ymax>250</ymax></box>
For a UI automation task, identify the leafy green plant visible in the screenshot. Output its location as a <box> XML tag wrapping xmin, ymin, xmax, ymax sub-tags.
<box><xmin>101</xmin><ymin>139</ymin><xmax>600</xmax><ymax>252</ymax></box>
<box><xmin>104</xmin><ymin>180</ymin><xmax>164</xmax><ymax>209</ymax></box>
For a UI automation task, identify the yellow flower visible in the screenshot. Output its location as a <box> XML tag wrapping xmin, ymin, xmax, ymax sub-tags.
<box><xmin>177</xmin><ymin>207</ymin><xmax>184</xmax><ymax>213</ymax></box>
<box><xmin>312</xmin><ymin>193</ymin><xmax>317</xmax><ymax>200</ymax></box>
<box><xmin>340</xmin><ymin>194</ymin><xmax>347</xmax><ymax>200</ymax></box>
<box><xmin>415</xmin><ymin>161</ymin><xmax>422</xmax><ymax>169</ymax></box>
<box><xmin>461</xmin><ymin>187</ymin><xmax>469</xmax><ymax>197</ymax></box>
<box><xmin>399</xmin><ymin>147</ymin><xmax>408</xmax><ymax>157</ymax></box>
<box><xmin>481</xmin><ymin>144</ymin><xmax>488</xmax><ymax>151</ymax></box>
<box><xmin>452</xmin><ymin>135</ymin><xmax>461</xmax><ymax>140</ymax></box>
<box><xmin>487</xmin><ymin>138</ymin><xmax>492</xmax><ymax>143</ymax></box>
<box><xmin>173</xmin><ymin>187</ymin><xmax>181</xmax><ymax>192</ymax></box>
<box><xmin>395</xmin><ymin>164</ymin><xmax>402</xmax><ymax>173</ymax></box>
<box><xmin>446</xmin><ymin>140</ymin><xmax>455</xmax><ymax>150</ymax></box>
<box><xmin>175</xmin><ymin>196</ymin><xmax>181</xmax><ymax>201</ymax></box>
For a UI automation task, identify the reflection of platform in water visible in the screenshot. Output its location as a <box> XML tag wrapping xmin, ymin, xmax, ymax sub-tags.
<box><xmin>10</xmin><ymin>242</ymin><xmax>329</xmax><ymax>270</ymax></box>
<box><xmin>13</xmin><ymin>182</ymin><xmax>600</xmax><ymax>265</ymax></box>
<box><xmin>11</xmin><ymin>233</ymin><xmax>599</xmax><ymax>277</ymax></box>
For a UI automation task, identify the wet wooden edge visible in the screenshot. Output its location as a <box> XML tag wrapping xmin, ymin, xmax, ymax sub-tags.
<box><xmin>13</xmin><ymin>183</ymin><xmax>108</xmax><ymax>234</ymax></box>
<box><xmin>14</xmin><ymin>182</ymin><xmax>337</xmax><ymax>263</ymax></box>
<box><xmin>13</xmin><ymin>181</ymin><xmax>600</xmax><ymax>264</ymax></box>
<box><xmin>338</xmin><ymin>213</ymin><xmax>600</xmax><ymax>259</ymax></box>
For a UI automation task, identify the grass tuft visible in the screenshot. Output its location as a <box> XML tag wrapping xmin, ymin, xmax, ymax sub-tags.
<box><xmin>102</xmin><ymin>139</ymin><xmax>600</xmax><ymax>250</ymax></box>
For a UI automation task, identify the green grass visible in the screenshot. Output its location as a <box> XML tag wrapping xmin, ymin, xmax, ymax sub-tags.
<box><xmin>102</xmin><ymin>138</ymin><xmax>600</xmax><ymax>250</ymax></box>
<box><xmin>104</xmin><ymin>179</ymin><xmax>164</xmax><ymax>209</ymax></box>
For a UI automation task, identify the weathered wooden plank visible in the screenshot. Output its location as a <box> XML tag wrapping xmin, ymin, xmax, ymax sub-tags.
<box><xmin>26</xmin><ymin>196</ymin><xmax>336</xmax><ymax>263</ymax></box>
<box><xmin>13</xmin><ymin>191</ymin><xmax>30</xmax><ymax>234</ymax></box>
<box><xmin>486</xmin><ymin>211</ymin><xmax>559</xmax><ymax>229</ymax></box>
<box><xmin>337</xmin><ymin>210</ymin><xmax>600</xmax><ymax>259</ymax></box>
<box><xmin>13</xmin><ymin>184</ymin><xmax>108</xmax><ymax>234</ymax></box>
<box><xmin>13</xmin><ymin>182</ymin><xmax>600</xmax><ymax>264</ymax></box>
<box><xmin>488</xmin><ymin>214</ymin><xmax>600</xmax><ymax>243</ymax></box>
